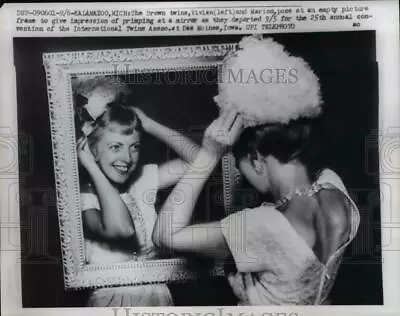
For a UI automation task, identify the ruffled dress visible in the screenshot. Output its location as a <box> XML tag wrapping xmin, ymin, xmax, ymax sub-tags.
<box><xmin>220</xmin><ymin>169</ymin><xmax>360</xmax><ymax>305</ymax></box>
<box><xmin>81</xmin><ymin>164</ymin><xmax>173</xmax><ymax>306</ymax></box>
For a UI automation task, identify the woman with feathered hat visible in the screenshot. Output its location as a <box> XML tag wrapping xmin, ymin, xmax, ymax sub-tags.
<box><xmin>152</xmin><ymin>35</ymin><xmax>360</xmax><ymax>305</ymax></box>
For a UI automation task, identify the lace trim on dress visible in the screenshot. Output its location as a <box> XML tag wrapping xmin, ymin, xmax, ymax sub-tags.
<box><xmin>222</xmin><ymin>169</ymin><xmax>361</xmax><ymax>305</ymax></box>
<box><xmin>120</xmin><ymin>192</ymin><xmax>155</xmax><ymax>261</ymax></box>
<box><xmin>270</xmin><ymin>179</ymin><xmax>360</xmax><ymax>304</ymax></box>
<box><xmin>313</xmin><ymin>182</ymin><xmax>360</xmax><ymax>304</ymax></box>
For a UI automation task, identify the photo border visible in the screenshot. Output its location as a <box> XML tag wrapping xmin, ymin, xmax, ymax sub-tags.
<box><xmin>1</xmin><ymin>1</ymin><xmax>398</xmax><ymax>314</ymax></box>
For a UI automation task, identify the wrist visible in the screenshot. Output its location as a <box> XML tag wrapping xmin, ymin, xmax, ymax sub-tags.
<box><xmin>85</xmin><ymin>163</ymin><xmax>102</xmax><ymax>177</ymax></box>
<box><xmin>142</xmin><ymin>117</ymin><xmax>156</xmax><ymax>133</ymax></box>
<box><xmin>189</xmin><ymin>149</ymin><xmax>219</xmax><ymax>174</ymax></box>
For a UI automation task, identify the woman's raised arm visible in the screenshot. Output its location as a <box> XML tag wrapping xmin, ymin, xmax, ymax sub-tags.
<box><xmin>152</xmin><ymin>110</ymin><xmax>243</xmax><ymax>257</ymax></box>
<box><xmin>133</xmin><ymin>107</ymin><xmax>202</xmax><ymax>189</ymax></box>
<box><xmin>77</xmin><ymin>137</ymin><xmax>135</xmax><ymax>240</ymax></box>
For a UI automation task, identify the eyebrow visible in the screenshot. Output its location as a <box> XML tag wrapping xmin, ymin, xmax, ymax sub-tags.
<box><xmin>106</xmin><ymin>142</ymin><xmax>123</xmax><ymax>146</ymax></box>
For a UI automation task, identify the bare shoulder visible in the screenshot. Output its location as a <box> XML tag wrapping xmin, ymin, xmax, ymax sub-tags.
<box><xmin>315</xmin><ymin>187</ymin><xmax>352</xmax><ymax>234</ymax></box>
<box><xmin>310</xmin><ymin>187</ymin><xmax>354</xmax><ymax>263</ymax></box>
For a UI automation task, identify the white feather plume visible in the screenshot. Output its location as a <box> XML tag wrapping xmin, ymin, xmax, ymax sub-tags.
<box><xmin>73</xmin><ymin>75</ymin><xmax>130</xmax><ymax>120</ymax></box>
<box><xmin>214</xmin><ymin>35</ymin><xmax>323</xmax><ymax>126</ymax></box>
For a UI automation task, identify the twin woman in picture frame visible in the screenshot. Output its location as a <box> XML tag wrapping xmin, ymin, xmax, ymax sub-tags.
<box><xmin>73</xmin><ymin>35</ymin><xmax>360</xmax><ymax>307</ymax></box>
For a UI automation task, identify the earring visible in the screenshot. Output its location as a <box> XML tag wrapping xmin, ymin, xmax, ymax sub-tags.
<box><xmin>254</xmin><ymin>160</ymin><xmax>264</xmax><ymax>174</ymax></box>
<box><xmin>93</xmin><ymin>149</ymin><xmax>99</xmax><ymax>162</ymax></box>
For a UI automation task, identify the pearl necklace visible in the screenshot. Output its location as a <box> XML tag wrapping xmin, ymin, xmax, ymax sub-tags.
<box><xmin>274</xmin><ymin>182</ymin><xmax>323</xmax><ymax>208</ymax></box>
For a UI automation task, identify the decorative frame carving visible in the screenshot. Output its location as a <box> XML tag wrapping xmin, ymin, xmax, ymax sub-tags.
<box><xmin>43</xmin><ymin>43</ymin><xmax>239</xmax><ymax>290</ymax></box>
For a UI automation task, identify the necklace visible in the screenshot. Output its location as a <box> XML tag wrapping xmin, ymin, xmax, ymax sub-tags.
<box><xmin>274</xmin><ymin>182</ymin><xmax>323</xmax><ymax>208</ymax></box>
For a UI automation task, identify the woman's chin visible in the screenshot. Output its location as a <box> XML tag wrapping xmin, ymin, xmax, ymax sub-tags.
<box><xmin>108</xmin><ymin>173</ymin><xmax>130</xmax><ymax>185</ymax></box>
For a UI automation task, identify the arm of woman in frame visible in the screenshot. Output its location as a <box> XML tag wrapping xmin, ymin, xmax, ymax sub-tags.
<box><xmin>134</xmin><ymin>107</ymin><xmax>201</xmax><ymax>189</ymax></box>
<box><xmin>153</xmin><ymin>151</ymin><xmax>230</xmax><ymax>258</ymax></box>
<box><xmin>152</xmin><ymin>110</ymin><xmax>243</xmax><ymax>258</ymax></box>
<box><xmin>78</xmin><ymin>137</ymin><xmax>135</xmax><ymax>240</ymax></box>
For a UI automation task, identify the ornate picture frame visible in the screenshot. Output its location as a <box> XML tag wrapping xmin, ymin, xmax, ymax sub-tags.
<box><xmin>42</xmin><ymin>43</ymin><xmax>239</xmax><ymax>290</ymax></box>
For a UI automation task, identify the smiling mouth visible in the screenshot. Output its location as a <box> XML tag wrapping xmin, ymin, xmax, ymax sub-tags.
<box><xmin>112</xmin><ymin>163</ymin><xmax>129</xmax><ymax>173</ymax></box>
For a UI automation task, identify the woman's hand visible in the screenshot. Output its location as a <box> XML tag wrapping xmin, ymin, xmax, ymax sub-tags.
<box><xmin>202</xmin><ymin>109</ymin><xmax>244</xmax><ymax>160</ymax></box>
<box><xmin>133</xmin><ymin>107</ymin><xmax>154</xmax><ymax>132</ymax></box>
<box><xmin>77</xmin><ymin>136</ymin><xmax>98</xmax><ymax>172</ymax></box>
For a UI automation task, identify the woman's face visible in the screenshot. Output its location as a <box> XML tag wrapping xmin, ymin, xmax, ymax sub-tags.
<box><xmin>93</xmin><ymin>124</ymin><xmax>140</xmax><ymax>185</ymax></box>
<box><xmin>236</xmin><ymin>154</ymin><xmax>270</xmax><ymax>194</ymax></box>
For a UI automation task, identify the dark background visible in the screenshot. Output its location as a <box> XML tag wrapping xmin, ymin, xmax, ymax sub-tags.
<box><xmin>14</xmin><ymin>31</ymin><xmax>382</xmax><ymax>306</ymax></box>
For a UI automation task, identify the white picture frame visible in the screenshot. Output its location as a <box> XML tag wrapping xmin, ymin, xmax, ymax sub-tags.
<box><xmin>42</xmin><ymin>43</ymin><xmax>238</xmax><ymax>290</ymax></box>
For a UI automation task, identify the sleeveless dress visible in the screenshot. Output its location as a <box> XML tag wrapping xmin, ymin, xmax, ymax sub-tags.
<box><xmin>80</xmin><ymin>164</ymin><xmax>173</xmax><ymax>306</ymax></box>
<box><xmin>220</xmin><ymin>169</ymin><xmax>360</xmax><ymax>305</ymax></box>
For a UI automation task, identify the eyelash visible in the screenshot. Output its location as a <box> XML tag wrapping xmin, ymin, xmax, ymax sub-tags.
<box><xmin>108</xmin><ymin>144</ymin><xmax>140</xmax><ymax>152</ymax></box>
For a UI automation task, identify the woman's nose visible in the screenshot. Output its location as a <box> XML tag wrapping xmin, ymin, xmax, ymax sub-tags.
<box><xmin>118</xmin><ymin>148</ymin><xmax>132</xmax><ymax>163</ymax></box>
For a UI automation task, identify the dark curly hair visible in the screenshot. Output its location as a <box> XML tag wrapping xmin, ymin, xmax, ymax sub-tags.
<box><xmin>232</xmin><ymin>117</ymin><xmax>324</xmax><ymax>181</ymax></box>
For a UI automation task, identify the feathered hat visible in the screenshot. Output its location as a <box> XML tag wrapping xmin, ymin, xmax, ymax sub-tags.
<box><xmin>214</xmin><ymin>35</ymin><xmax>323</xmax><ymax>127</ymax></box>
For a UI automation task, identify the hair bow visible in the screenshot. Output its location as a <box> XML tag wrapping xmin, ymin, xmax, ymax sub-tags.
<box><xmin>73</xmin><ymin>75</ymin><xmax>130</xmax><ymax>136</ymax></box>
<box><xmin>77</xmin><ymin>90</ymin><xmax>114</xmax><ymax>136</ymax></box>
